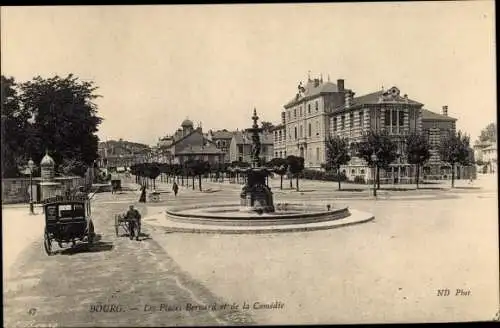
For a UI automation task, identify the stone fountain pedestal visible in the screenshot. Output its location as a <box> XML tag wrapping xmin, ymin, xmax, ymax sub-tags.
<box><xmin>240</xmin><ymin>168</ymin><xmax>274</xmax><ymax>214</ymax></box>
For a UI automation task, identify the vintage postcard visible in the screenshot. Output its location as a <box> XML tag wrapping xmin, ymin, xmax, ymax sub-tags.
<box><xmin>2</xmin><ymin>2</ymin><xmax>498</xmax><ymax>326</ymax></box>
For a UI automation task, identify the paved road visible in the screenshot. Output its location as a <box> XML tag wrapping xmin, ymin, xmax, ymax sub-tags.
<box><xmin>3</xmin><ymin>189</ymin><xmax>254</xmax><ymax>327</ymax></box>
<box><xmin>3</xmin><ymin>174</ymin><xmax>498</xmax><ymax>326</ymax></box>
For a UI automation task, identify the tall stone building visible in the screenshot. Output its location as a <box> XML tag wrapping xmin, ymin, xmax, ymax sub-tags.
<box><xmin>421</xmin><ymin>106</ymin><xmax>475</xmax><ymax>180</ymax></box>
<box><xmin>283</xmin><ymin>75</ymin><xmax>349</xmax><ymax>169</ymax></box>
<box><xmin>275</xmin><ymin>74</ymin><xmax>474</xmax><ymax>183</ymax></box>
<box><xmin>270</xmin><ymin>112</ymin><xmax>286</xmax><ymax>159</ymax></box>
<box><xmin>329</xmin><ymin>85</ymin><xmax>424</xmax><ymax>183</ymax></box>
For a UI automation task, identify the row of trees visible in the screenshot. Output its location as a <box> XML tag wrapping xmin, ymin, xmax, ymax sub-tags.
<box><xmin>128</xmin><ymin>129</ymin><xmax>472</xmax><ymax>193</ymax></box>
<box><xmin>325</xmin><ymin>130</ymin><xmax>473</xmax><ymax>189</ymax></box>
<box><xmin>1</xmin><ymin>74</ymin><xmax>102</xmax><ymax>178</ymax></box>
<box><xmin>128</xmin><ymin>155</ymin><xmax>306</xmax><ymax>192</ymax></box>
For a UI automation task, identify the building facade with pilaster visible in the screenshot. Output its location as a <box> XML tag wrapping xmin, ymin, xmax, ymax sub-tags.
<box><xmin>275</xmin><ymin>74</ymin><xmax>474</xmax><ymax>183</ymax></box>
<box><xmin>330</xmin><ymin>85</ymin><xmax>424</xmax><ymax>183</ymax></box>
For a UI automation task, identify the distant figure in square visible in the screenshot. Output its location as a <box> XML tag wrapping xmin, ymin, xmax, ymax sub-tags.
<box><xmin>139</xmin><ymin>185</ymin><xmax>147</xmax><ymax>203</ymax></box>
<box><xmin>172</xmin><ymin>181</ymin><xmax>179</xmax><ymax>197</ymax></box>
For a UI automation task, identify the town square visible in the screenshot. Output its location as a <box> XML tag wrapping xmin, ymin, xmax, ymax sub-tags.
<box><xmin>2</xmin><ymin>3</ymin><xmax>498</xmax><ymax>326</ymax></box>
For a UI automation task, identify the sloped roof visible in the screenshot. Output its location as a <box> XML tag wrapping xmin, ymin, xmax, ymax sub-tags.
<box><xmin>168</xmin><ymin>128</ymin><xmax>203</xmax><ymax>148</ymax></box>
<box><xmin>351</xmin><ymin>90</ymin><xmax>422</xmax><ymax>106</ymax></box>
<box><xmin>176</xmin><ymin>143</ymin><xmax>224</xmax><ymax>155</ymax></box>
<box><xmin>211</xmin><ymin>130</ymin><xmax>235</xmax><ymax>139</ymax></box>
<box><xmin>285</xmin><ymin>80</ymin><xmax>340</xmax><ymax>107</ymax></box>
<box><xmin>421</xmin><ymin>109</ymin><xmax>457</xmax><ymax>121</ymax></box>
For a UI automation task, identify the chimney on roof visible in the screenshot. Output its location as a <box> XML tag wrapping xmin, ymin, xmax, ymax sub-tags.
<box><xmin>337</xmin><ymin>79</ymin><xmax>345</xmax><ymax>92</ymax></box>
<box><xmin>345</xmin><ymin>91</ymin><xmax>353</xmax><ymax>108</ymax></box>
<box><xmin>442</xmin><ymin>105</ymin><xmax>448</xmax><ymax>116</ymax></box>
<box><xmin>281</xmin><ymin>111</ymin><xmax>286</xmax><ymax>124</ymax></box>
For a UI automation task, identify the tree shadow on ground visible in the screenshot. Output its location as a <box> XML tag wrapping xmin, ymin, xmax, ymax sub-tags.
<box><xmin>202</xmin><ymin>189</ymin><xmax>221</xmax><ymax>193</ymax></box>
<box><xmin>337</xmin><ymin>188</ymin><xmax>365</xmax><ymax>192</ymax></box>
<box><xmin>415</xmin><ymin>187</ymin><xmax>447</xmax><ymax>190</ymax></box>
<box><xmin>454</xmin><ymin>186</ymin><xmax>481</xmax><ymax>190</ymax></box>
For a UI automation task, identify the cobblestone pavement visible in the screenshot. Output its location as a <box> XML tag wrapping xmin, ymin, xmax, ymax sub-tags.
<box><xmin>3</xmin><ymin>189</ymin><xmax>254</xmax><ymax>327</ymax></box>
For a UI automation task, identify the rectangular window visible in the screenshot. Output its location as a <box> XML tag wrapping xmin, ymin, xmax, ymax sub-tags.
<box><xmin>299</xmin><ymin>106</ymin><xmax>302</xmax><ymax>116</ymax></box>
<box><xmin>341</xmin><ymin>115</ymin><xmax>345</xmax><ymax>130</ymax></box>
<box><xmin>392</xmin><ymin>109</ymin><xmax>397</xmax><ymax>126</ymax></box>
<box><xmin>308</xmin><ymin>123</ymin><xmax>312</xmax><ymax>137</ymax></box>
<box><xmin>399</xmin><ymin>110</ymin><xmax>405</xmax><ymax>127</ymax></box>
<box><xmin>316</xmin><ymin>147</ymin><xmax>320</xmax><ymax>161</ymax></box>
<box><xmin>294</xmin><ymin>127</ymin><xmax>297</xmax><ymax>139</ymax></box>
<box><xmin>315</xmin><ymin>101</ymin><xmax>319</xmax><ymax>111</ymax></box>
<box><xmin>288</xmin><ymin>111</ymin><xmax>291</xmax><ymax>121</ymax></box>
<box><xmin>294</xmin><ymin>108</ymin><xmax>297</xmax><ymax>118</ymax></box>
<box><xmin>308</xmin><ymin>104</ymin><xmax>311</xmax><ymax>113</ymax></box>
<box><xmin>384</xmin><ymin>110</ymin><xmax>391</xmax><ymax>126</ymax></box>
<box><xmin>359</xmin><ymin>111</ymin><xmax>364</xmax><ymax>127</ymax></box>
<box><xmin>299</xmin><ymin>125</ymin><xmax>303</xmax><ymax>138</ymax></box>
<box><xmin>316</xmin><ymin>121</ymin><xmax>320</xmax><ymax>135</ymax></box>
<box><xmin>333</xmin><ymin>117</ymin><xmax>337</xmax><ymax>131</ymax></box>
<box><xmin>350</xmin><ymin>113</ymin><xmax>354</xmax><ymax>128</ymax></box>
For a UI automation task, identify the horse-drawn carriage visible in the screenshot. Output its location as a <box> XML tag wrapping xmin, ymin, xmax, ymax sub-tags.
<box><xmin>43</xmin><ymin>195</ymin><xmax>95</xmax><ymax>255</ymax></box>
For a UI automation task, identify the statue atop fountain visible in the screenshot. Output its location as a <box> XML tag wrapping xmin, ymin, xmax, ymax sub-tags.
<box><xmin>240</xmin><ymin>108</ymin><xmax>275</xmax><ymax>214</ymax></box>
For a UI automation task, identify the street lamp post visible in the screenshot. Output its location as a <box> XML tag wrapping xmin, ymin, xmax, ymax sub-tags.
<box><xmin>371</xmin><ymin>154</ymin><xmax>377</xmax><ymax>197</ymax></box>
<box><xmin>28</xmin><ymin>158</ymin><xmax>35</xmax><ymax>214</ymax></box>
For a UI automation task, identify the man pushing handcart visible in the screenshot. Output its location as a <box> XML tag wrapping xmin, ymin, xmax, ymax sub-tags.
<box><xmin>114</xmin><ymin>205</ymin><xmax>142</xmax><ymax>241</ymax></box>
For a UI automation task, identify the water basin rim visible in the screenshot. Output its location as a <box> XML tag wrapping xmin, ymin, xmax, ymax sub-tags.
<box><xmin>166</xmin><ymin>206</ymin><xmax>350</xmax><ymax>220</ymax></box>
<box><xmin>166</xmin><ymin>202</ymin><xmax>347</xmax><ymax>212</ymax></box>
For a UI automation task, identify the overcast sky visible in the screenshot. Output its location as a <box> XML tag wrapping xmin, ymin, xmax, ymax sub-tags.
<box><xmin>1</xmin><ymin>2</ymin><xmax>496</xmax><ymax>146</ymax></box>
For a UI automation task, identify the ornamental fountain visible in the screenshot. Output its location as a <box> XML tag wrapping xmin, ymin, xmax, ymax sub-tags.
<box><xmin>239</xmin><ymin>108</ymin><xmax>275</xmax><ymax>214</ymax></box>
<box><xmin>159</xmin><ymin>109</ymin><xmax>374</xmax><ymax>233</ymax></box>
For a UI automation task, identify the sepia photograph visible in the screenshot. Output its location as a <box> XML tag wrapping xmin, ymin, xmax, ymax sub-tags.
<box><xmin>1</xmin><ymin>2</ymin><xmax>498</xmax><ymax>326</ymax></box>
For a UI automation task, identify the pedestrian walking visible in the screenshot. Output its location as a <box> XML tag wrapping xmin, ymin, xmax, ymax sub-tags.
<box><xmin>172</xmin><ymin>181</ymin><xmax>179</xmax><ymax>197</ymax></box>
<box><xmin>139</xmin><ymin>185</ymin><xmax>147</xmax><ymax>203</ymax></box>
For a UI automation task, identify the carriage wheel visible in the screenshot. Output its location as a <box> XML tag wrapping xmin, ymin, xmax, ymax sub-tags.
<box><xmin>43</xmin><ymin>229</ymin><xmax>53</xmax><ymax>256</ymax></box>
<box><xmin>88</xmin><ymin>220</ymin><xmax>95</xmax><ymax>244</ymax></box>
<box><xmin>114</xmin><ymin>215</ymin><xmax>119</xmax><ymax>237</ymax></box>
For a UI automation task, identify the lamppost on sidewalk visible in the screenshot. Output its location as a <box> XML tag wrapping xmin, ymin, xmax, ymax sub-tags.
<box><xmin>371</xmin><ymin>153</ymin><xmax>378</xmax><ymax>197</ymax></box>
<box><xmin>28</xmin><ymin>158</ymin><xmax>35</xmax><ymax>215</ymax></box>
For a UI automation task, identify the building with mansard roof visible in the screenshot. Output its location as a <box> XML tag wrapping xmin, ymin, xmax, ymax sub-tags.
<box><xmin>274</xmin><ymin>74</ymin><xmax>474</xmax><ymax>184</ymax></box>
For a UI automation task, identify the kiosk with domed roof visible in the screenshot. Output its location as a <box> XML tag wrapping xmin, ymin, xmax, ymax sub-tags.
<box><xmin>39</xmin><ymin>150</ymin><xmax>63</xmax><ymax>201</ymax></box>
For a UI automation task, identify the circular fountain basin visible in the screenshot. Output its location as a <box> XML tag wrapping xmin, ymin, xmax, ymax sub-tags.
<box><xmin>149</xmin><ymin>202</ymin><xmax>374</xmax><ymax>233</ymax></box>
<box><xmin>166</xmin><ymin>203</ymin><xmax>350</xmax><ymax>226</ymax></box>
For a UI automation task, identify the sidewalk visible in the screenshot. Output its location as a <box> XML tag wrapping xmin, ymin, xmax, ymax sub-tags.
<box><xmin>2</xmin><ymin>207</ymin><xmax>45</xmax><ymax>280</ymax></box>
